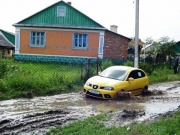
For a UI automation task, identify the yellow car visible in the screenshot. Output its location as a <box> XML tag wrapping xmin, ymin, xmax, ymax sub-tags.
<box><xmin>83</xmin><ymin>66</ymin><xmax>149</xmax><ymax>99</ymax></box>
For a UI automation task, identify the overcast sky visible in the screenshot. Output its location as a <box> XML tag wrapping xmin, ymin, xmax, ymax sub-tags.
<box><xmin>0</xmin><ymin>0</ymin><xmax>180</xmax><ymax>41</ymax></box>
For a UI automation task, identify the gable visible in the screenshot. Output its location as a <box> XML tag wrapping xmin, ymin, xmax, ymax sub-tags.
<box><xmin>0</xmin><ymin>29</ymin><xmax>15</xmax><ymax>48</ymax></box>
<box><xmin>13</xmin><ymin>1</ymin><xmax>106</xmax><ymax>30</ymax></box>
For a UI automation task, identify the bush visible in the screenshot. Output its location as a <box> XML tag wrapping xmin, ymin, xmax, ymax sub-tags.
<box><xmin>123</xmin><ymin>60</ymin><xmax>133</xmax><ymax>67</ymax></box>
<box><xmin>0</xmin><ymin>59</ymin><xmax>8</xmax><ymax>78</ymax></box>
<box><xmin>100</xmin><ymin>59</ymin><xmax>114</xmax><ymax>70</ymax></box>
<box><xmin>140</xmin><ymin>63</ymin><xmax>154</xmax><ymax>75</ymax></box>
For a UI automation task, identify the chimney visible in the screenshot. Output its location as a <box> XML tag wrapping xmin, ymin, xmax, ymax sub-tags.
<box><xmin>110</xmin><ymin>25</ymin><xmax>118</xmax><ymax>33</ymax></box>
<box><xmin>67</xmin><ymin>2</ymin><xmax>71</xmax><ymax>5</ymax></box>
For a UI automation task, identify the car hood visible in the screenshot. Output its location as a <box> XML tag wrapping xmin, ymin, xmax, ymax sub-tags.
<box><xmin>87</xmin><ymin>75</ymin><xmax>122</xmax><ymax>86</ymax></box>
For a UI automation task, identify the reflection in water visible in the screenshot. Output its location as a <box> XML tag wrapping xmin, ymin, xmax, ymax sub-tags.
<box><xmin>0</xmin><ymin>84</ymin><xmax>180</xmax><ymax>120</ymax></box>
<box><xmin>0</xmin><ymin>93</ymin><xmax>145</xmax><ymax>119</ymax></box>
<box><xmin>81</xmin><ymin>96</ymin><xmax>144</xmax><ymax>113</ymax></box>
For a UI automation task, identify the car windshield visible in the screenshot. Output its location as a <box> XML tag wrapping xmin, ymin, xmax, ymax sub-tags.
<box><xmin>99</xmin><ymin>67</ymin><xmax>127</xmax><ymax>80</ymax></box>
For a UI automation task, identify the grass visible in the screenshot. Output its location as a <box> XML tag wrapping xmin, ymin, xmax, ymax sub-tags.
<box><xmin>47</xmin><ymin>111</ymin><xmax>180</xmax><ymax>135</ymax></box>
<box><xmin>1</xmin><ymin>59</ymin><xmax>180</xmax><ymax>134</ymax></box>
<box><xmin>148</xmin><ymin>66</ymin><xmax>180</xmax><ymax>84</ymax></box>
<box><xmin>0</xmin><ymin>59</ymin><xmax>180</xmax><ymax>100</ymax></box>
<box><xmin>0</xmin><ymin>59</ymin><xmax>87</xmax><ymax>100</ymax></box>
<box><xmin>127</xmin><ymin>111</ymin><xmax>180</xmax><ymax>135</ymax></box>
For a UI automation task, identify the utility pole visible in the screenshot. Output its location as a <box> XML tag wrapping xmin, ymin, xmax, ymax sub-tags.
<box><xmin>134</xmin><ymin>0</ymin><xmax>139</xmax><ymax>68</ymax></box>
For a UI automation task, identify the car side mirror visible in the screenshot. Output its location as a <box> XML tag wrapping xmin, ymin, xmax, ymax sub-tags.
<box><xmin>128</xmin><ymin>77</ymin><xmax>134</xmax><ymax>81</ymax></box>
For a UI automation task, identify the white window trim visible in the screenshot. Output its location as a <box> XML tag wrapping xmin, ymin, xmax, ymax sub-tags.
<box><xmin>15</xmin><ymin>28</ymin><xmax>20</xmax><ymax>54</ymax></box>
<box><xmin>98</xmin><ymin>32</ymin><xmax>105</xmax><ymax>58</ymax></box>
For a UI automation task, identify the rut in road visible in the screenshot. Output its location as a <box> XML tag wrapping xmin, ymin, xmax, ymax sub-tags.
<box><xmin>0</xmin><ymin>109</ymin><xmax>75</xmax><ymax>134</ymax></box>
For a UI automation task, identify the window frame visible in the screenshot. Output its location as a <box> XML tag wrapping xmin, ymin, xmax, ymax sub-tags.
<box><xmin>73</xmin><ymin>33</ymin><xmax>88</xmax><ymax>49</ymax></box>
<box><xmin>30</xmin><ymin>31</ymin><xmax>46</xmax><ymax>47</ymax></box>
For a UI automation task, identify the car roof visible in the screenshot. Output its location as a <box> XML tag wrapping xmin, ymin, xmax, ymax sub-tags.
<box><xmin>107</xmin><ymin>66</ymin><xmax>138</xmax><ymax>71</ymax></box>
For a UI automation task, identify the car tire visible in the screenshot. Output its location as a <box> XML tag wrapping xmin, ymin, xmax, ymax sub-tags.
<box><xmin>142</xmin><ymin>86</ymin><xmax>148</xmax><ymax>94</ymax></box>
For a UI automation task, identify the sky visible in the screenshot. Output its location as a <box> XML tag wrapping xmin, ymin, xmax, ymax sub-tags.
<box><xmin>0</xmin><ymin>0</ymin><xmax>180</xmax><ymax>42</ymax></box>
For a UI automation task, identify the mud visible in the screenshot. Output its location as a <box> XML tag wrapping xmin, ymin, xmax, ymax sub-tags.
<box><xmin>0</xmin><ymin>81</ymin><xmax>180</xmax><ymax>134</ymax></box>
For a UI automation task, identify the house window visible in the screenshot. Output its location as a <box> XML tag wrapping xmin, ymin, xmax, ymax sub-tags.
<box><xmin>30</xmin><ymin>32</ymin><xmax>45</xmax><ymax>46</ymax></box>
<box><xmin>57</xmin><ymin>6</ymin><xmax>66</xmax><ymax>17</ymax></box>
<box><xmin>73</xmin><ymin>34</ymin><xmax>88</xmax><ymax>49</ymax></box>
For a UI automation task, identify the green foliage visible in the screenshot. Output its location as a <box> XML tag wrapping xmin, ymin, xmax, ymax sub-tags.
<box><xmin>0</xmin><ymin>59</ymin><xmax>11</xmax><ymax>79</ymax></box>
<box><xmin>100</xmin><ymin>59</ymin><xmax>114</xmax><ymax>70</ymax></box>
<box><xmin>148</xmin><ymin>66</ymin><xmax>180</xmax><ymax>84</ymax></box>
<box><xmin>145</xmin><ymin>37</ymin><xmax>153</xmax><ymax>45</ymax></box>
<box><xmin>123</xmin><ymin>60</ymin><xmax>133</xmax><ymax>67</ymax></box>
<box><xmin>0</xmin><ymin>59</ymin><xmax>180</xmax><ymax>100</ymax></box>
<box><xmin>0</xmin><ymin>60</ymin><xmax>85</xmax><ymax>100</ymax></box>
<box><xmin>155</xmin><ymin>36</ymin><xmax>176</xmax><ymax>59</ymax></box>
<box><xmin>128</xmin><ymin>111</ymin><xmax>180</xmax><ymax>135</ymax></box>
<box><xmin>47</xmin><ymin>114</ymin><xmax>127</xmax><ymax>135</ymax></box>
<box><xmin>47</xmin><ymin>111</ymin><xmax>180</xmax><ymax>135</ymax></box>
<box><xmin>139</xmin><ymin>63</ymin><xmax>154</xmax><ymax>75</ymax></box>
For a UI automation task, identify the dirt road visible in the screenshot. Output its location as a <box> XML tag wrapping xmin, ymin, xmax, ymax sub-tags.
<box><xmin>0</xmin><ymin>81</ymin><xmax>180</xmax><ymax>134</ymax></box>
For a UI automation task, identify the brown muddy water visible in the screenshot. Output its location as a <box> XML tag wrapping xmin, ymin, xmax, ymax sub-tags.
<box><xmin>0</xmin><ymin>81</ymin><xmax>180</xmax><ymax>135</ymax></box>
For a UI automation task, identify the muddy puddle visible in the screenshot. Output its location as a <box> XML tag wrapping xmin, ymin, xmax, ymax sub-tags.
<box><xmin>0</xmin><ymin>81</ymin><xmax>180</xmax><ymax>134</ymax></box>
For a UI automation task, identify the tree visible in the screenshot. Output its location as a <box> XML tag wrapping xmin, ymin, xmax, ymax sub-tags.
<box><xmin>145</xmin><ymin>37</ymin><xmax>153</xmax><ymax>45</ymax></box>
<box><xmin>155</xmin><ymin>36</ymin><xmax>176</xmax><ymax>64</ymax></box>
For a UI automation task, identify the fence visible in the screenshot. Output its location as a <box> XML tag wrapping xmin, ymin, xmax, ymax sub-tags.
<box><xmin>0</xmin><ymin>55</ymin><xmax>176</xmax><ymax>99</ymax></box>
<box><xmin>0</xmin><ymin>58</ymin><xmax>108</xmax><ymax>95</ymax></box>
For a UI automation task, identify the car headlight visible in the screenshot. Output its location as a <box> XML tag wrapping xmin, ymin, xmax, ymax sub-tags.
<box><xmin>85</xmin><ymin>82</ymin><xmax>92</xmax><ymax>87</ymax></box>
<box><xmin>101</xmin><ymin>86</ymin><xmax>114</xmax><ymax>90</ymax></box>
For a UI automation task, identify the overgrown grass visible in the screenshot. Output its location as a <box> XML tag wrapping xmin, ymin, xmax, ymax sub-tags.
<box><xmin>127</xmin><ymin>111</ymin><xmax>180</xmax><ymax>135</ymax></box>
<box><xmin>0</xmin><ymin>59</ymin><xmax>86</xmax><ymax>100</ymax></box>
<box><xmin>148</xmin><ymin>66</ymin><xmax>180</xmax><ymax>84</ymax></box>
<box><xmin>0</xmin><ymin>59</ymin><xmax>180</xmax><ymax>100</ymax></box>
<box><xmin>47</xmin><ymin>113</ymin><xmax>127</xmax><ymax>135</ymax></box>
<box><xmin>124</xmin><ymin>60</ymin><xmax>180</xmax><ymax>84</ymax></box>
<box><xmin>1</xmin><ymin>59</ymin><xmax>180</xmax><ymax>134</ymax></box>
<box><xmin>47</xmin><ymin>111</ymin><xmax>180</xmax><ymax>135</ymax></box>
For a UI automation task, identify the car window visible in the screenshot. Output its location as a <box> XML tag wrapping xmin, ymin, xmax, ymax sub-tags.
<box><xmin>128</xmin><ymin>70</ymin><xmax>146</xmax><ymax>80</ymax></box>
<box><xmin>137</xmin><ymin>70</ymin><xmax>145</xmax><ymax>78</ymax></box>
<box><xmin>128</xmin><ymin>70</ymin><xmax>137</xmax><ymax>79</ymax></box>
<box><xmin>99</xmin><ymin>68</ymin><xmax>127</xmax><ymax>80</ymax></box>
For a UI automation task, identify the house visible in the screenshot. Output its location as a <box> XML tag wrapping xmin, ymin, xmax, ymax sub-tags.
<box><xmin>173</xmin><ymin>41</ymin><xmax>180</xmax><ymax>55</ymax></box>
<box><xmin>104</xmin><ymin>26</ymin><xmax>131</xmax><ymax>63</ymax></box>
<box><xmin>13</xmin><ymin>1</ymin><xmax>130</xmax><ymax>63</ymax></box>
<box><xmin>0</xmin><ymin>29</ymin><xmax>15</xmax><ymax>58</ymax></box>
<box><xmin>141</xmin><ymin>44</ymin><xmax>155</xmax><ymax>52</ymax></box>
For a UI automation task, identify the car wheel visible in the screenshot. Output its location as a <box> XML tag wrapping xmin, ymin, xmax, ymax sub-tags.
<box><xmin>142</xmin><ymin>86</ymin><xmax>148</xmax><ymax>94</ymax></box>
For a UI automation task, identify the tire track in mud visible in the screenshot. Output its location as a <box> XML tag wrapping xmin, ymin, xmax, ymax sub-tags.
<box><xmin>0</xmin><ymin>81</ymin><xmax>180</xmax><ymax>134</ymax></box>
<box><xmin>0</xmin><ymin>109</ymin><xmax>74</xmax><ymax>134</ymax></box>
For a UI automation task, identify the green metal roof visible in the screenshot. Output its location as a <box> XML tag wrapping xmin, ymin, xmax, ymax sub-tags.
<box><xmin>174</xmin><ymin>41</ymin><xmax>180</xmax><ymax>54</ymax></box>
<box><xmin>0</xmin><ymin>29</ymin><xmax>15</xmax><ymax>46</ymax></box>
<box><xmin>13</xmin><ymin>1</ymin><xmax>106</xmax><ymax>30</ymax></box>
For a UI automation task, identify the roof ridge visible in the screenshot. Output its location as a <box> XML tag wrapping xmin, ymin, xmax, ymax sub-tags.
<box><xmin>13</xmin><ymin>1</ymin><xmax>106</xmax><ymax>30</ymax></box>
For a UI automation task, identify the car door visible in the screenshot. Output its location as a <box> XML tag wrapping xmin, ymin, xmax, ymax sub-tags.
<box><xmin>135</xmin><ymin>70</ymin><xmax>147</xmax><ymax>94</ymax></box>
<box><xmin>126</xmin><ymin>70</ymin><xmax>139</xmax><ymax>95</ymax></box>
<box><xmin>127</xmin><ymin>70</ymin><xmax>146</xmax><ymax>95</ymax></box>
